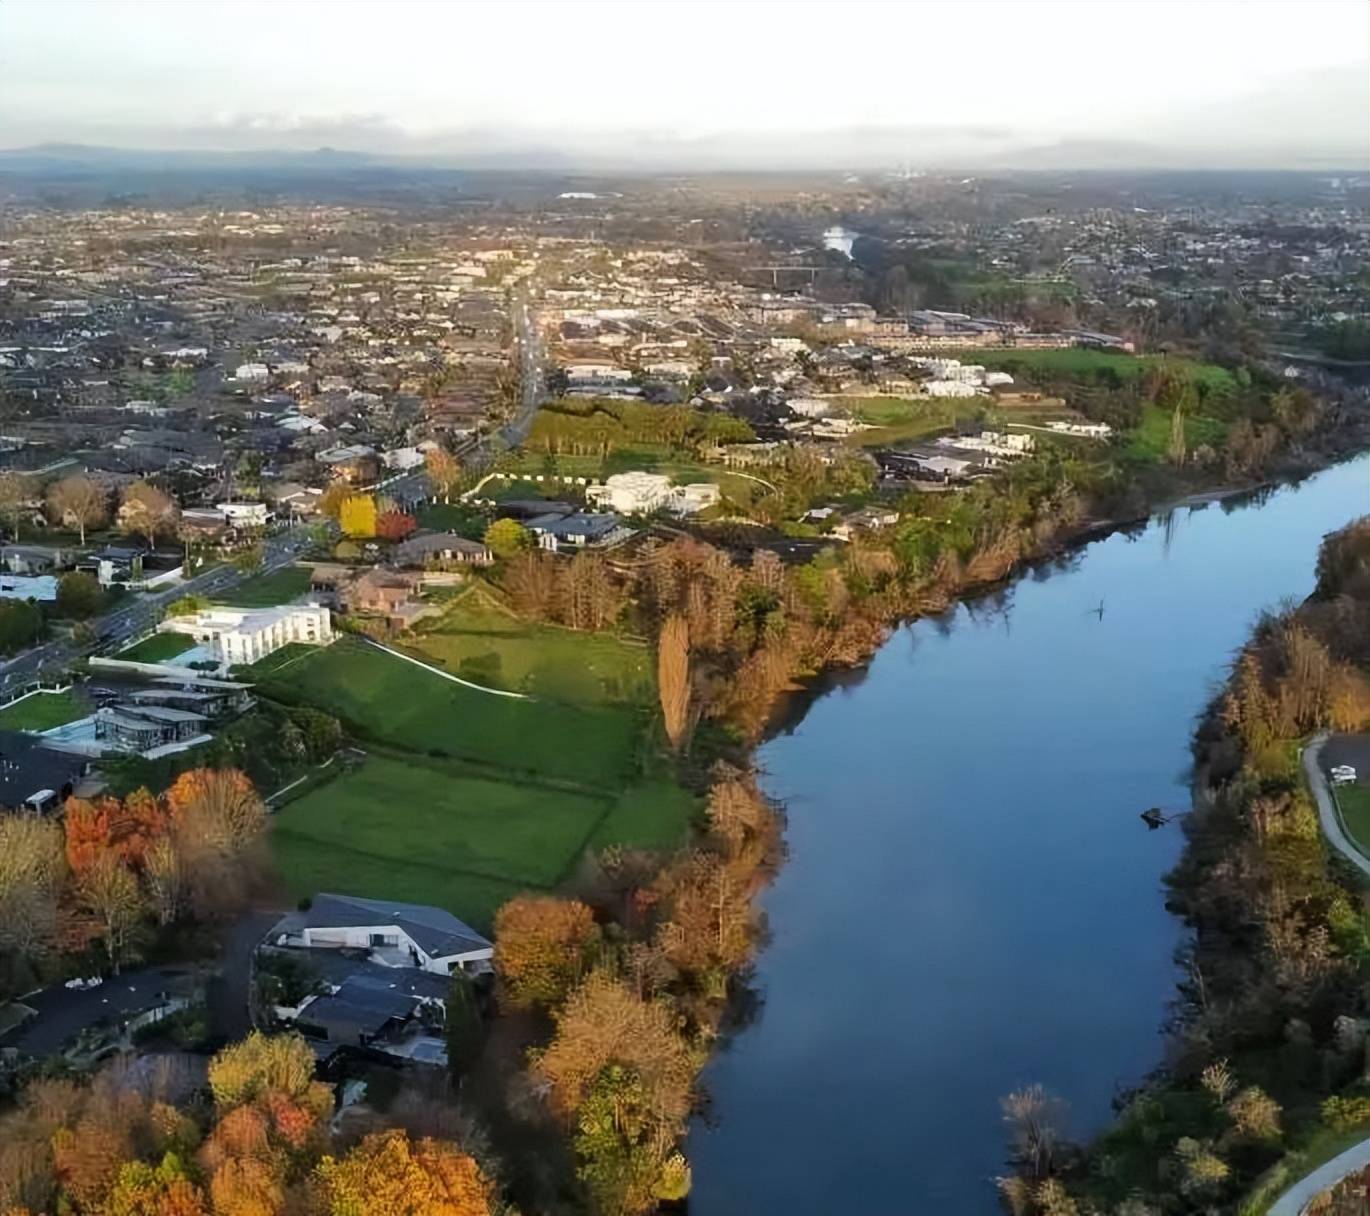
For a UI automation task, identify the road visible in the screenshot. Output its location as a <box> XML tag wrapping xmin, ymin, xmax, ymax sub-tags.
<box><xmin>378</xmin><ymin>284</ymin><xmax>546</xmax><ymax>508</ymax></box>
<box><xmin>1269</xmin><ymin>1128</ymin><xmax>1370</xmax><ymax>1215</ymax></box>
<box><xmin>1303</xmin><ymin>733</ymin><xmax>1370</xmax><ymax>881</ymax></box>
<box><xmin>0</xmin><ymin>524</ymin><xmax>317</xmax><ymax>687</ymax></box>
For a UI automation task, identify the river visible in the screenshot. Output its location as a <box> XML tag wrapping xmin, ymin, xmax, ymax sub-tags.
<box><xmin>689</xmin><ymin>453</ymin><xmax>1370</xmax><ymax>1215</ymax></box>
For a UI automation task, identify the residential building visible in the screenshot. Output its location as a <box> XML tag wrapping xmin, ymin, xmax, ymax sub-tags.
<box><xmin>391</xmin><ymin>532</ymin><xmax>492</xmax><ymax>568</ymax></box>
<box><xmin>219</xmin><ymin>501</ymin><xmax>270</xmax><ymax>528</ymax></box>
<box><xmin>586</xmin><ymin>471</ymin><xmax>672</xmax><ymax>515</ymax></box>
<box><xmin>159</xmin><ymin>603</ymin><xmax>332</xmax><ymax>666</ymax></box>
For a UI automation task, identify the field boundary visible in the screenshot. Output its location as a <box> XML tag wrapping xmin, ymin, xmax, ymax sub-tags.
<box><xmin>361</xmin><ymin>637</ymin><xmax>531</xmax><ymax>699</ymax></box>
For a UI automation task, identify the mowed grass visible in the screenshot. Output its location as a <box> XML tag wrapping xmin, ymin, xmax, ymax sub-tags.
<box><xmin>116</xmin><ymin>632</ymin><xmax>197</xmax><ymax>663</ymax></box>
<box><xmin>978</xmin><ymin>348</ymin><xmax>1238</xmax><ymax>395</ymax></box>
<box><xmin>407</xmin><ymin>587</ymin><xmax>653</xmax><ymax>706</ymax></box>
<box><xmin>258</xmin><ymin>636</ymin><xmax>642</xmax><ymax>787</ymax></box>
<box><xmin>1337</xmin><ymin>784</ymin><xmax>1370</xmax><ymax>858</ymax></box>
<box><xmin>841</xmin><ymin>399</ymin><xmax>968</xmax><ymax>447</ymax></box>
<box><xmin>270</xmin><ymin>754</ymin><xmax>696</xmax><ymax>930</ymax></box>
<box><xmin>0</xmin><ymin>689</ymin><xmax>87</xmax><ymax>731</ymax></box>
<box><xmin>220</xmin><ymin>566</ymin><xmax>312</xmax><ymax>607</ymax></box>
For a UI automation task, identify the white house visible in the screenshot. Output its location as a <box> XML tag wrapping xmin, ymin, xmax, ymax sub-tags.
<box><xmin>159</xmin><ymin>603</ymin><xmax>332</xmax><ymax>666</ymax></box>
<box><xmin>586</xmin><ymin>471</ymin><xmax>672</xmax><ymax>515</ymax></box>
<box><xmin>669</xmin><ymin>483</ymin><xmax>722</xmax><ymax>515</ymax></box>
<box><xmin>234</xmin><ymin>362</ymin><xmax>270</xmax><ymax>382</ymax></box>
<box><xmin>270</xmin><ymin>893</ymin><xmax>493</xmax><ymax>976</ymax></box>
<box><xmin>218</xmin><ymin>501</ymin><xmax>270</xmax><ymax>528</ymax></box>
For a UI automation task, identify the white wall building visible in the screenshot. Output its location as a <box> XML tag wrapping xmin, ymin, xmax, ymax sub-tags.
<box><xmin>219</xmin><ymin>501</ymin><xmax>270</xmax><ymax>528</ymax></box>
<box><xmin>586</xmin><ymin>471</ymin><xmax>673</xmax><ymax>515</ymax></box>
<box><xmin>234</xmin><ymin>362</ymin><xmax>270</xmax><ymax>382</ymax></box>
<box><xmin>160</xmin><ymin>603</ymin><xmax>332</xmax><ymax>666</ymax></box>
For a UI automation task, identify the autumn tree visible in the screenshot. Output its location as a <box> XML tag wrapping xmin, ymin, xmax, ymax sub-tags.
<box><xmin>0</xmin><ymin>472</ymin><xmax>33</xmax><ymax>541</ymax></box>
<box><xmin>338</xmin><ymin>494</ymin><xmax>377</xmax><ymax>540</ymax></box>
<box><xmin>119</xmin><ymin>482</ymin><xmax>180</xmax><ymax>549</ymax></box>
<box><xmin>657</xmin><ymin>613</ymin><xmax>691</xmax><ymax>751</ymax></box>
<box><xmin>314</xmin><ymin>1130</ymin><xmax>494</xmax><ymax>1216</ymax></box>
<box><xmin>105</xmin><ymin>1152</ymin><xmax>208</xmax><ymax>1216</ymax></box>
<box><xmin>557</xmin><ymin>552</ymin><xmax>624</xmax><ymax>631</ymax></box>
<box><xmin>652</xmin><ymin>851</ymin><xmax>755</xmax><ymax>989</ymax></box>
<box><xmin>483</xmin><ymin>518</ymin><xmax>530</xmax><ymax>559</ymax></box>
<box><xmin>425</xmin><ymin>448</ymin><xmax>465</xmax><ymax>502</ymax></box>
<box><xmin>75</xmin><ymin>853</ymin><xmax>146</xmax><ymax>973</ymax></box>
<box><xmin>493</xmin><ymin>895</ymin><xmax>600</xmax><ymax>1010</ymax></box>
<box><xmin>208</xmin><ymin>1032</ymin><xmax>330</xmax><ymax>1116</ymax></box>
<box><xmin>165</xmin><ymin>768</ymin><xmax>266</xmax><ymax>856</ymax></box>
<box><xmin>0</xmin><ymin>813</ymin><xmax>65</xmax><ymax>982</ymax></box>
<box><xmin>376</xmin><ymin>510</ymin><xmax>417</xmax><ymax>542</ymax></box>
<box><xmin>501</xmin><ymin>550</ymin><xmax>558</xmax><ymax>619</ymax></box>
<box><xmin>46</xmin><ymin>474</ymin><xmax>108</xmax><ymax>545</ymax></box>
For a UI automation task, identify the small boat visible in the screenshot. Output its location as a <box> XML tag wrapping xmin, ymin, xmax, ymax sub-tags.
<box><xmin>1140</xmin><ymin>807</ymin><xmax>1169</xmax><ymax>829</ymax></box>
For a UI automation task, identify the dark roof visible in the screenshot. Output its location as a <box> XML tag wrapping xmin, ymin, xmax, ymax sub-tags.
<box><xmin>526</xmin><ymin>512</ymin><xmax>622</xmax><ymax>542</ymax></box>
<box><xmin>497</xmin><ymin>499</ymin><xmax>575</xmax><ymax>519</ymax></box>
<box><xmin>303</xmin><ymin>893</ymin><xmax>490</xmax><ymax>958</ymax></box>
<box><xmin>393</xmin><ymin>532</ymin><xmax>489</xmax><ymax>560</ymax></box>
<box><xmin>0</xmin><ymin>730</ymin><xmax>87</xmax><ymax>808</ymax></box>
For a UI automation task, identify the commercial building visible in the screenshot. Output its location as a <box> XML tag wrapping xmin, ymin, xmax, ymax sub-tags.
<box><xmin>159</xmin><ymin>603</ymin><xmax>332</xmax><ymax>666</ymax></box>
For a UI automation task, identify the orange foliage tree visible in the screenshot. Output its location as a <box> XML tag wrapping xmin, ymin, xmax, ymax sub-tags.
<box><xmin>314</xmin><ymin>1130</ymin><xmax>493</xmax><ymax>1216</ymax></box>
<box><xmin>493</xmin><ymin>895</ymin><xmax>600</xmax><ymax>1011</ymax></box>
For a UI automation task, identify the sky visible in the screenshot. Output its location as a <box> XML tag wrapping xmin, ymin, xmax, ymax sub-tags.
<box><xmin>2</xmin><ymin>0</ymin><xmax>1367</xmax><ymax>169</ymax></box>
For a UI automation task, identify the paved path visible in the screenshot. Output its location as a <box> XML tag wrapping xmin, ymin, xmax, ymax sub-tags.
<box><xmin>1269</xmin><ymin>1134</ymin><xmax>1370</xmax><ymax>1215</ymax></box>
<box><xmin>1303</xmin><ymin>733</ymin><xmax>1370</xmax><ymax>880</ymax></box>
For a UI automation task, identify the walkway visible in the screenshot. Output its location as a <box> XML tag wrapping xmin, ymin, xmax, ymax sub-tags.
<box><xmin>1303</xmin><ymin>733</ymin><xmax>1370</xmax><ymax>881</ymax></box>
<box><xmin>360</xmin><ymin>637</ymin><xmax>531</xmax><ymax>699</ymax></box>
<box><xmin>1269</xmin><ymin>1133</ymin><xmax>1370</xmax><ymax>1216</ymax></box>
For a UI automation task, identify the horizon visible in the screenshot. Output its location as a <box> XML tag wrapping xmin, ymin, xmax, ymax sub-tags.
<box><xmin>2</xmin><ymin>0</ymin><xmax>1368</xmax><ymax>171</ymax></box>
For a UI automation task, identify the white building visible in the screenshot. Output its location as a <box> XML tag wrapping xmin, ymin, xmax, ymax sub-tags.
<box><xmin>923</xmin><ymin>379</ymin><xmax>983</xmax><ymax>398</ymax></box>
<box><xmin>382</xmin><ymin>446</ymin><xmax>427</xmax><ymax>471</ymax></box>
<box><xmin>586</xmin><ymin>471</ymin><xmax>673</xmax><ymax>515</ymax></box>
<box><xmin>670</xmin><ymin>483</ymin><xmax>722</xmax><ymax>515</ymax></box>
<box><xmin>218</xmin><ymin>501</ymin><xmax>270</xmax><ymax>528</ymax></box>
<box><xmin>564</xmin><ymin>362</ymin><xmax>634</xmax><ymax>387</ymax></box>
<box><xmin>234</xmin><ymin>362</ymin><xmax>270</xmax><ymax>382</ymax></box>
<box><xmin>786</xmin><ymin>397</ymin><xmax>832</xmax><ymax>418</ymax></box>
<box><xmin>160</xmin><ymin>603</ymin><xmax>332</xmax><ymax>666</ymax></box>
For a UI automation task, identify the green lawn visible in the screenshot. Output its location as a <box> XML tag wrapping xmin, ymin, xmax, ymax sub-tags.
<box><xmin>501</xmin><ymin>447</ymin><xmax>763</xmax><ymax>504</ymax></box>
<box><xmin>116</xmin><ymin>632</ymin><xmax>197</xmax><ymax>663</ymax></box>
<box><xmin>0</xmin><ymin>689</ymin><xmax>87</xmax><ymax>731</ymax></box>
<box><xmin>979</xmin><ymin>348</ymin><xmax>1238</xmax><ymax>396</ymax></box>
<box><xmin>840</xmin><ymin>398</ymin><xmax>968</xmax><ymax>448</ymax></box>
<box><xmin>219</xmin><ymin>566</ymin><xmax>312</xmax><ymax>607</ymax></box>
<box><xmin>415</xmin><ymin>503</ymin><xmax>489</xmax><ymax>539</ymax></box>
<box><xmin>270</xmin><ymin>754</ymin><xmax>694</xmax><ymax>930</ymax></box>
<box><xmin>406</xmin><ymin>587</ymin><xmax>654</xmax><ymax>707</ymax></box>
<box><xmin>257</xmin><ymin>636</ymin><xmax>642</xmax><ymax>787</ymax></box>
<box><xmin>1124</xmin><ymin>405</ymin><xmax>1229</xmax><ymax>463</ymax></box>
<box><xmin>1337</xmin><ymin>784</ymin><xmax>1370</xmax><ymax>858</ymax></box>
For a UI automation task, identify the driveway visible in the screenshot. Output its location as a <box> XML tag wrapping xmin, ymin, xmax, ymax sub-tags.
<box><xmin>206</xmin><ymin>908</ymin><xmax>283</xmax><ymax>1042</ymax></box>
<box><xmin>1269</xmin><ymin>1135</ymin><xmax>1370</xmax><ymax>1215</ymax></box>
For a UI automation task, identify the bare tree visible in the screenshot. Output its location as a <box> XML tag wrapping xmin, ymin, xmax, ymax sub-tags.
<box><xmin>46</xmin><ymin>475</ymin><xmax>108</xmax><ymax>546</ymax></box>
<box><xmin>658</xmin><ymin>612</ymin><xmax>691</xmax><ymax>751</ymax></box>
<box><xmin>117</xmin><ymin>481</ymin><xmax>179</xmax><ymax>550</ymax></box>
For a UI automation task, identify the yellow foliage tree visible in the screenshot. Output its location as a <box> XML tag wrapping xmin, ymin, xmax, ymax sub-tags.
<box><xmin>338</xmin><ymin>494</ymin><xmax>377</xmax><ymax>539</ymax></box>
<box><xmin>314</xmin><ymin>1130</ymin><xmax>493</xmax><ymax>1216</ymax></box>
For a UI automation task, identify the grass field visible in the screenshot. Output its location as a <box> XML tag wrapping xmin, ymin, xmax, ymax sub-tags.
<box><xmin>407</xmin><ymin>587</ymin><xmax>653</xmax><ymax>706</ymax></box>
<box><xmin>117</xmin><ymin>632</ymin><xmax>197</xmax><ymax>663</ymax></box>
<box><xmin>501</xmin><ymin>446</ymin><xmax>764</xmax><ymax>504</ymax></box>
<box><xmin>837</xmin><ymin>398</ymin><xmax>968</xmax><ymax>447</ymax></box>
<box><xmin>1337</xmin><ymin>784</ymin><xmax>1370</xmax><ymax>857</ymax></box>
<box><xmin>978</xmin><ymin>348</ymin><xmax>1238</xmax><ymax>396</ymax></box>
<box><xmin>0</xmin><ymin>689</ymin><xmax>87</xmax><ymax>731</ymax></box>
<box><xmin>415</xmin><ymin>503</ymin><xmax>488</xmax><ymax>539</ymax></box>
<box><xmin>1124</xmin><ymin>405</ymin><xmax>1229</xmax><ymax>463</ymax></box>
<box><xmin>270</xmin><ymin>752</ymin><xmax>695</xmax><ymax>929</ymax></box>
<box><xmin>219</xmin><ymin>566</ymin><xmax>312</xmax><ymax>607</ymax></box>
<box><xmin>257</xmin><ymin>636</ymin><xmax>642</xmax><ymax>787</ymax></box>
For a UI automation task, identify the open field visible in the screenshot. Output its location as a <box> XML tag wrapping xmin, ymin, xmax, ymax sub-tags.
<box><xmin>116</xmin><ymin>632</ymin><xmax>196</xmax><ymax>663</ymax></box>
<box><xmin>270</xmin><ymin>751</ymin><xmax>695</xmax><ymax>929</ymax></box>
<box><xmin>978</xmin><ymin>348</ymin><xmax>1238</xmax><ymax>395</ymax></box>
<box><xmin>407</xmin><ymin>587</ymin><xmax>653</xmax><ymax>706</ymax></box>
<box><xmin>218</xmin><ymin>566</ymin><xmax>312</xmax><ymax>607</ymax></box>
<box><xmin>501</xmin><ymin>446</ymin><xmax>764</xmax><ymax>504</ymax></box>
<box><xmin>0</xmin><ymin>689</ymin><xmax>86</xmax><ymax>731</ymax></box>
<box><xmin>256</xmin><ymin>636</ymin><xmax>642</xmax><ymax>786</ymax></box>
<box><xmin>1124</xmin><ymin>405</ymin><xmax>1228</xmax><ymax>463</ymax></box>
<box><xmin>838</xmin><ymin>398</ymin><xmax>968</xmax><ymax>447</ymax></box>
<box><xmin>1336</xmin><ymin>784</ymin><xmax>1370</xmax><ymax>857</ymax></box>
<box><xmin>415</xmin><ymin>503</ymin><xmax>488</xmax><ymax>539</ymax></box>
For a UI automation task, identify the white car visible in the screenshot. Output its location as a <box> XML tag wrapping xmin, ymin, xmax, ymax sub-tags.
<box><xmin>1331</xmin><ymin>765</ymin><xmax>1358</xmax><ymax>786</ymax></box>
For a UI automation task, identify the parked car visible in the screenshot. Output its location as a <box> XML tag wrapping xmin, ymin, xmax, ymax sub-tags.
<box><xmin>1331</xmin><ymin>765</ymin><xmax>1358</xmax><ymax>786</ymax></box>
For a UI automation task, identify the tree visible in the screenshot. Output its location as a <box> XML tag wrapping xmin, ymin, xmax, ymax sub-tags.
<box><xmin>319</xmin><ymin>483</ymin><xmax>352</xmax><ymax>520</ymax></box>
<box><xmin>1167</xmin><ymin>405</ymin><xmax>1187</xmax><ymax>466</ymax></box>
<box><xmin>445</xmin><ymin>973</ymin><xmax>484</xmax><ymax>1079</ymax></box>
<box><xmin>165</xmin><ymin>768</ymin><xmax>266</xmax><ymax>856</ymax></box>
<box><xmin>338</xmin><ymin>494</ymin><xmax>377</xmax><ymax>540</ymax></box>
<box><xmin>575</xmin><ymin>1065</ymin><xmax>688</xmax><ymax>1216</ymax></box>
<box><xmin>208</xmin><ymin>1032</ymin><xmax>328</xmax><ymax>1114</ymax></box>
<box><xmin>0</xmin><ymin>472</ymin><xmax>33</xmax><ymax>541</ymax></box>
<box><xmin>164</xmin><ymin>594</ymin><xmax>208</xmax><ymax>618</ymax></box>
<box><xmin>286</xmin><ymin>708</ymin><xmax>342</xmax><ymax>762</ymax></box>
<box><xmin>376</xmin><ymin>510</ymin><xmax>417</xmax><ymax>542</ymax></box>
<box><xmin>119</xmin><ymin>482</ymin><xmax>180</xmax><ymax>549</ymax></box>
<box><xmin>76</xmin><ymin>853</ymin><xmax>146</xmax><ymax>973</ymax></box>
<box><xmin>0</xmin><ymin>599</ymin><xmax>43</xmax><ymax>655</ymax></box>
<box><xmin>233</xmin><ymin>544</ymin><xmax>264</xmax><ymax>575</ymax></box>
<box><xmin>657</xmin><ymin>613</ymin><xmax>691</xmax><ymax>752</ymax></box>
<box><xmin>46</xmin><ymin>475</ymin><xmax>108</xmax><ymax>545</ymax></box>
<box><xmin>106</xmin><ymin>1153</ymin><xmax>208</xmax><ymax>1216</ymax></box>
<box><xmin>55</xmin><ymin>571</ymin><xmax>104</xmax><ymax>619</ymax></box>
<box><xmin>493</xmin><ymin>895</ymin><xmax>600</xmax><ymax>1010</ymax></box>
<box><xmin>314</xmin><ymin>1130</ymin><xmax>494</xmax><ymax>1216</ymax></box>
<box><xmin>483</xmin><ymin>518</ymin><xmax>530</xmax><ymax>559</ymax></box>
<box><xmin>425</xmin><ymin>448</ymin><xmax>464</xmax><ymax>502</ymax></box>
<box><xmin>0</xmin><ymin>813</ymin><xmax>64</xmax><ymax>969</ymax></box>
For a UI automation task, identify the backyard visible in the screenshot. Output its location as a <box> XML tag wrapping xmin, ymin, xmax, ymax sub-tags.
<box><xmin>116</xmin><ymin>632</ymin><xmax>198</xmax><ymax>663</ymax></box>
<box><xmin>0</xmin><ymin>689</ymin><xmax>87</xmax><ymax>731</ymax></box>
<box><xmin>405</xmin><ymin>586</ymin><xmax>654</xmax><ymax>706</ymax></box>
<box><xmin>255</xmin><ymin>635</ymin><xmax>644</xmax><ymax>787</ymax></box>
<box><xmin>219</xmin><ymin>566</ymin><xmax>312</xmax><ymax>608</ymax></box>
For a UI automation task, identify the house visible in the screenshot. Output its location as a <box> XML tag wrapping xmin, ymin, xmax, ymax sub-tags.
<box><xmin>78</xmin><ymin>546</ymin><xmax>144</xmax><ymax>587</ymax></box>
<box><xmin>391</xmin><ymin>532</ymin><xmax>492</xmax><ymax>569</ymax></box>
<box><xmin>219</xmin><ymin>502</ymin><xmax>270</xmax><ymax>529</ymax></box>
<box><xmin>179</xmin><ymin>508</ymin><xmax>229</xmax><ymax>540</ymax></box>
<box><xmin>316</xmin><ymin>444</ymin><xmax>379</xmax><ymax>484</ymax></box>
<box><xmin>669</xmin><ymin>483</ymin><xmax>721</xmax><ymax>516</ymax></box>
<box><xmin>94</xmin><ymin>703</ymin><xmax>210</xmax><ymax>753</ymax></box>
<box><xmin>0</xmin><ymin>729</ymin><xmax>90</xmax><ymax>813</ymax></box>
<box><xmin>0</xmin><ymin>574</ymin><xmax>57</xmax><ymax>602</ymax></box>
<box><xmin>525</xmin><ymin>512</ymin><xmax>627</xmax><ymax>552</ymax></box>
<box><xmin>0</xmin><ymin>545</ymin><xmax>66</xmax><ymax>576</ymax></box>
<box><xmin>833</xmin><ymin>507</ymin><xmax>901</xmax><ymax>540</ymax></box>
<box><xmin>159</xmin><ymin>603</ymin><xmax>333</xmax><ymax>666</ymax></box>
<box><xmin>234</xmin><ymin>363</ymin><xmax>270</xmax><ymax>383</ymax></box>
<box><xmin>267</xmin><ymin>893</ymin><xmax>493</xmax><ymax>977</ymax></box>
<box><xmin>341</xmin><ymin>569</ymin><xmax>428</xmax><ymax>629</ymax></box>
<box><xmin>585</xmin><ymin>471</ymin><xmax>672</xmax><ymax>515</ymax></box>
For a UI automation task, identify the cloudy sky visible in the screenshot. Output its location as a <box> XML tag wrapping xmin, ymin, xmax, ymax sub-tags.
<box><xmin>2</xmin><ymin>0</ymin><xmax>1367</xmax><ymax>168</ymax></box>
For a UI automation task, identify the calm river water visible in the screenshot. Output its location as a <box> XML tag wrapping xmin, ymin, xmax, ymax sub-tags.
<box><xmin>689</xmin><ymin>453</ymin><xmax>1370</xmax><ymax>1215</ymax></box>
